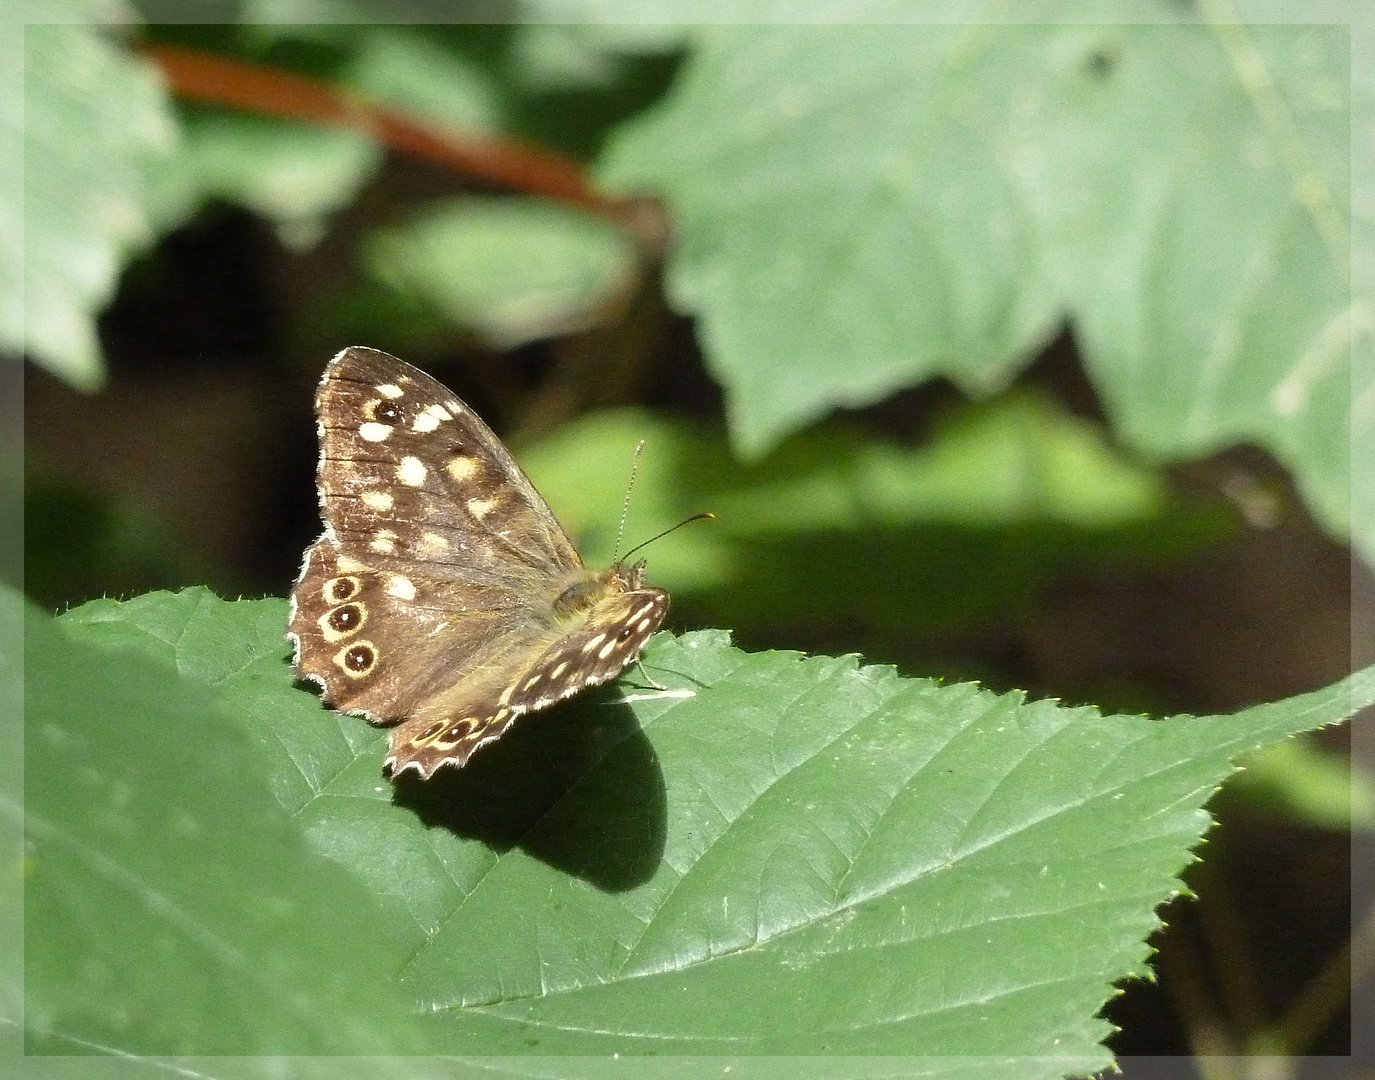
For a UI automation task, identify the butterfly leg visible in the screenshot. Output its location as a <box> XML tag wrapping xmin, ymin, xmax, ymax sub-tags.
<box><xmin>634</xmin><ymin>659</ymin><xmax>668</xmax><ymax>692</ymax></box>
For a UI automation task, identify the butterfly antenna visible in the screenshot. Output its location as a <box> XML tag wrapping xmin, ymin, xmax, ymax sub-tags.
<box><xmin>621</xmin><ymin>512</ymin><xmax>715</xmax><ymax>563</ymax></box>
<box><xmin>612</xmin><ymin>440</ymin><xmax>646</xmax><ymax>565</ymax></box>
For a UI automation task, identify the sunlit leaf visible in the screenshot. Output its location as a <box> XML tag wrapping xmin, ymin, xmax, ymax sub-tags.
<box><xmin>47</xmin><ymin>589</ymin><xmax>1375</xmax><ymax>1063</ymax></box>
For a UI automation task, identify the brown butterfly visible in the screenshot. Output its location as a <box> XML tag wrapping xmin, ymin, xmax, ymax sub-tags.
<box><xmin>288</xmin><ymin>346</ymin><xmax>668</xmax><ymax>779</ymax></box>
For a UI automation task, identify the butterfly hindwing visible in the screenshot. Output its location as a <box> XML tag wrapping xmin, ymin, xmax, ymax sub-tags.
<box><xmin>289</xmin><ymin>537</ymin><xmax>517</xmax><ymax>723</ymax></box>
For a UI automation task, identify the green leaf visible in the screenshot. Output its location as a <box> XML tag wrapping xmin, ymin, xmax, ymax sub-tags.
<box><xmin>516</xmin><ymin>395</ymin><xmax>1220</xmax><ymax>659</ymax></box>
<box><xmin>599</xmin><ymin>17</ymin><xmax>1366</xmax><ymax>562</ymax></box>
<box><xmin>525</xmin><ymin>391</ymin><xmax>1169</xmax><ymax>553</ymax></box>
<box><xmin>366</xmin><ymin>196</ymin><xmax>639</xmax><ymax>348</ymax></box>
<box><xmin>15</xmin><ymin>13</ymin><xmax>177</xmax><ymax>390</ymax></box>
<box><xmin>1226</xmin><ymin>736</ymin><xmax>1375</xmax><ymax>831</ymax></box>
<box><xmin>143</xmin><ymin>112</ymin><xmax>380</xmax><ymax>251</ymax></box>
<box><xmin>51</xmin><ymin>589</ymin><xmax>1375</xmax><ymax>1064</ymax></box>
<box><xmin>0</xmin><ymin>586</ymin><xmax>22</xmax><ymax>1033</ymax></box>
<box><xmin>347</xmin><ymin>26</ymin><xmax>501</xmax><ymax>135</ymax></box>
<box><xmin>510</xmin><ymin>20</ymin><xmax>691</xmax><ymax>94</ymax></box>
<box><xmin>23</xmin><ymin>591</ymin><xmax>427</xmax><ymax>1055</ymax></box>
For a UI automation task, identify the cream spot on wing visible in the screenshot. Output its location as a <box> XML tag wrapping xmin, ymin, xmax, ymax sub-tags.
<box><xmin>598</xmin><ymin>639</ymin><xmax>618</xmax><ymax>660</ymax></box>
<box><xmin>498</xmin><ymin>684</ymin><xmax>515</xmax><ymax>706</ymax></box>
<box><xmin>413</xmin><ymin>404</ymin><xmax>451</xmax><ymax>432</ymax></box>
<box><xmin>386</xmin><ymin>575</ymin><xmax>416</xmax><ymax>601</ymax></box>
<box><xmin>523</xmin><ymin>674</ymin><xmax>542</xmax><ymax>690</ymax></box>
<box><xmin>447</xmin><ymin>455</ymin><xmax>478</xmax><ymax>481</ymax></box>
<box><xmin>637</xmin><ymin>617</ymin><xmax>653</xmax><ymax>632</ymax></box>
<box><xmin>397</xmin><ymin>456</ymin><xmax>428</xmax><ymax>487</ymax></box>
<box><xmin>359</xmin><ymin>422</ymin><xmax>392</xmax><ymax>442</ymax></box>
<box><xmin>418</xmin><ymin>531</ymin><xmax>449</xmax><ymax>556</ymax></box>
<box><xmin>370</xmin><ymin>530</ymin><xmax>397</xmax><ymax>554</ymax></box>
<box><xmin>467</xmin><ymin>496</ymin><xmax>498</xmax><ymax>520</ymax></box>
<box><xmin>582</xmin><ymin>633</ymin><xmax>607</xmax><ymax>654</ymax></box>
<box><xmin>376</xmin><ymin>383</ymin><xmax>403</xmax><ymax>399</ymax></box>
<box><xmin>551</xmin><ymin>661</ymin><xmax>569</xmax><ymax>678</ymax></box>
<box><xmin>361</xmin><ymin>490</ymin><xmax>394</xmax><ymax>511</ymax></box>
<box><xmin>336</xmin><ymin>555</ymin><xmax>366</xmax><ymax>573</ymax></box>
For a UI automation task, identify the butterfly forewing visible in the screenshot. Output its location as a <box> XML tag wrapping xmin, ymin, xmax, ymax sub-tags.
<box><xmin>313</xmin><ymin>346</ymin><xmax>580</xmax><ymax>578</ymax></box>
<box><xmin>288</xmin><ymin>346</ymin><xmax>671</xmax><ymax>778</ymax></box>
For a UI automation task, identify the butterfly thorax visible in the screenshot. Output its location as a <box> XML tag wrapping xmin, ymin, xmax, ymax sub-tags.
<box><xmin>551</xmin><ymin>560</ymin><xmax>649</xmax><ymax>619</ymax></box>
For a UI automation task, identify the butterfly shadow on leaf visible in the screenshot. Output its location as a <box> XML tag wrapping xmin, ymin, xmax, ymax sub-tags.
<box><xmin>388</xmin><ymin>684</ymin><xmax>667</xmax><ymax>893</ymax></box>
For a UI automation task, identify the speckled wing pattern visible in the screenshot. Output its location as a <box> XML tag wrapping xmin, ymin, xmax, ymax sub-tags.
<box><xmin>288</xmin><ymin>346</ymin><xmax>669</xmax><ymax>778</ymax></box>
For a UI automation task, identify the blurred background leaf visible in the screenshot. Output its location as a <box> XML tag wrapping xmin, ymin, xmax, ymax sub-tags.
<box><xmin>1226</xmin><ymin>738</ymin><xmax>1375</xmax><ymax>833</ymax></box>
<box><xmin>600</xmin><ymin>16</ymin><xmax>1365</xmax><ymax>564</ymax></box>
<box><xmin>145</xmin><ymin>112</ymin><xmax>380</xmax><ymax>250</ymax></box>
<box><xmin>15</xmin><ymin>5</ymin><xmax>178</xmax><ymax>389</ymax></box>
<box><xmin>518</xmin><ymin>393</ymin><xmax>1248</xmax><ymax>696</ymax></box>
<box><xmin>366</xmin><ymin>196</ymin><xmax>640</xmax><ymax>348</ymax></box>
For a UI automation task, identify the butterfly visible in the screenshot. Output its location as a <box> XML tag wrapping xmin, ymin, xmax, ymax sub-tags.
<box><xmin>287</xmin><ymin>346</ymin><xmax>669</xmax><ymax>779</ymax></box>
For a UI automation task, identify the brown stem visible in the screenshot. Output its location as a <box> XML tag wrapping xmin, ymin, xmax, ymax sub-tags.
<box><xmin>136</xmin><ymin>40</ymin><xmax>668</xmax><ymax>252</ymax></box>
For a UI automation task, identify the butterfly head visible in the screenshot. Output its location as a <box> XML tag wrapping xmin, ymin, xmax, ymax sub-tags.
<box><xmin>612</xmin><ymin>558</ymin><xmax>650</xmax><ymax>590</ymax></box>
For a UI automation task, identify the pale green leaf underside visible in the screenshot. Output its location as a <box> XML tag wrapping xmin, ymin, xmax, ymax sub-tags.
<box><xmin>366</xmin><ymin>196</ymin><xmax>638</xmax><ymax>349</ymax></box>
<box><xmin>16</xmin><ymin>17</ymin><xmax>176</xmax><ymax>391</ymax></box>
<box><xmin>143</xmin><ymin>113</ymin><xmax>380</xmax><ymax>252</ymax></box>
<box><xmin>42</xmin><ymin>588</ymin><xmax>1374</xmax><ymax>1062</ymax></box>
<box><xmin>600</xmin><ymin>17</ymin><xmax>1366</xmax><ymax>562</ymax></box>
